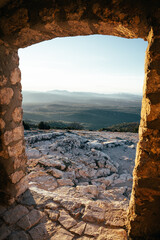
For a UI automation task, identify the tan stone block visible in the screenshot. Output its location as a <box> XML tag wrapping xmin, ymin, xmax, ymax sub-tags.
<box><xmin>10</xmin><ymin>68</ymin><xmax>21</xmax><ymax>84</ymax></box>
<box><xmin>143</xmin><ymin>70</ymin><xmax>160</xmax><ymax>94</ymax></box>
<box><xmin>12</xmin><ymin>107</ymin><xmax>22</xmax><ymax>122</ymax></box>
<box><xmin>0</xmin><ymin>75</ymin><xmax>7</xmax><ymax>87</ymax></box>
<box><xmin>10</xmin><ymin>170</ymin><xmax>25</xmax><ymax>184</ymax></box>
<box><xmin>141</xmin><ymin>97</ymin><xmax>160</xmax><ymax>122</ymax></box>
<box><xmin>97</xmin><ymin>228</ymin><xmax>127</xmax><ymax>240</ymax></box>
<box><xmin>133</xmin><ymin>16</ymin><xmax>140</xmax><ymax>25</ymax></box>
<box><xmin>70</xmin><ymin>221</ymin><xmax>86</xmax><ymax>235</ymax></box>
<box><xmin>3</xmin><ymin>126</ymin><xmax>23</xmax><ymax>145</ymax></box>
<box><xmin>0</xmin><ymin>87</ymin><xmax>14</xmax><ymax>105</ymax></box>
<box><xmin>84</xmin><ymin>223</ymin><xmax>101</xmax><ymax>237</ymax></box>
<box><xmin>8</xmin><ymin>140</ymin><xmax>24</xmax><ymax>157</ymax></box>
<box><xmin>51</xmin><ymin>227</ymin><xmax>74</xmax><ymax>240</ymax></box>
<box><xmin>0</xmin><ymin>118</ymin><xmax>5</xmax><ymax>129</ymax></box>
<box><xmin>105</xmin><ymin>209</ymin><xmax>127</xmax><ymax>227</ymax></box>
<box><xmin>82</xmin><ymin>204</ymin><xmax>105</xmax><ymax>223</ymax></box>
<box><xmin>45</xmin><ymin>209</ymin><xmax>59</xmax><ymax>221</ymax></box>
<box><xmin>14</xmin><ymin>153</ymin><xmax>27</xmax><ymax>169</ymax></box>
<box><xmin>15</xmin><ymin>175</ymin><xmax>28</xmax><ymax>197</ymax></box>
<box><xmin>58</xmin><ymin>210</ymin><xmax>77</xmax><ymax>229</ymax></box>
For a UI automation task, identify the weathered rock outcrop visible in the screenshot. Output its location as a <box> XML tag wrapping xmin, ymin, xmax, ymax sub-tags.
<box><xmin>0</xmin><ymin>130</ymin><xmax>136</xmax><ymax>240</ymax></box>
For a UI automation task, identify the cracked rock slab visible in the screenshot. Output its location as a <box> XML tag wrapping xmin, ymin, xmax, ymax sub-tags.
<box><xmin>58</xmin><ymin>209</ymin><xmax>77</xmax><ymax>229</ymax></box>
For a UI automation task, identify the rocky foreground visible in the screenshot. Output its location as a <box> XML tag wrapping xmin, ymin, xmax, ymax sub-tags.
<box><xmin>0</xmin><ymin>130</ymin><xmax>138</xmax><ymax>240</ymax></box>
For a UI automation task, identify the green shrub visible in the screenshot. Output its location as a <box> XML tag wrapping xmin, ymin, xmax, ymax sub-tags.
<box><xmin>67</xmin><ymin>122</ymin><xmax>84</xmax><ymax>130</ymax></box>
<box><xmin>23</xmin><ymin>121</ymin><xmax>30</xmax><ymax>130</ymax></box>
<box><xmin>38</xmin><ymin>121</ymin><xmax>50</xmax><ymax>130</ymax></box>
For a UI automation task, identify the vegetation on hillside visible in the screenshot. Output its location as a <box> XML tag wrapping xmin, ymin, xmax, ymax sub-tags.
<box><xmin>100</xmin><ymin>122</ymin><xmax>139</xmax><ymax>133</ymax></box>
<box><xmin>22</xmin><ymin>90</ymin><xmax>141</xmax><ymax>131</ymax></box>
<box><xmin>23</xmin><ymin>120</ymin><xmax>84</xmax><ymax>130</ymax></box>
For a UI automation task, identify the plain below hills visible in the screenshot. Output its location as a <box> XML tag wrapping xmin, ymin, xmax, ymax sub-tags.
<box><xmin>22</xmin><ymin>90</ymin><xmax>142</xmax><ymax>130</ymax></box>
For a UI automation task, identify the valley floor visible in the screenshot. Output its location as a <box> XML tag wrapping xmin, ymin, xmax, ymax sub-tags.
<box><xmin>0</xmin><ymin>130</ymin><xmax>138</xmax><ymax>240</ymax></box>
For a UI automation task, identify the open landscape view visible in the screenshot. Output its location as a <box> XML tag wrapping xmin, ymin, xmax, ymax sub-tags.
<box><xmin>19</xmin><ymin>35</ymin><xmax>147</xmax><ymax>131</ymax></box>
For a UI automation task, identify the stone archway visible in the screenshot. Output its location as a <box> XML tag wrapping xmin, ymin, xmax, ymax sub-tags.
<box><xmin>0</xmin><ymin>1</ymin><xmax>160</xmax><ymax>238</ymax></box>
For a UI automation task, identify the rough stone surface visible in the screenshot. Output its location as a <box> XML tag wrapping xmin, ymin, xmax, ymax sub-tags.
<box><xmin>17</xmin><ymin>209</ymin><xmax>44</xmax><ymax>230</ymax></box>
<box><xmin>12</xmin><ymin>107</ymin><xmax>22</xmax><ymax>122</ymax></box>
<box><xmin>10</xmin><ymin>170</ymin><xmax>25</xmax><ymax>184</ymax></box>
<box><xmin>0</xmin><ymin>1</ymin><xmax>160</xmax><ymax>238</ymax></box>
<box><xmin>10</xmin><ymin>67</ymin><xmax>21</xmax><ymax>84</ymax></box>
<box><xmin>29</xmin><ymin>220</ymin><xmax>56</xmax><ymax>240</ymax></box>
<box><xmin>51</xmin><ymin>228</ymin><xmax>74</xmax><ymax>240</ymax></box>
<box><xmin>0</xmin><ymin>224</ymin><xmax>11</xmax><ymax>240</ymax></box>
<box><xmin>3</xmin><ymin>205</ymin><xmax>29</xmax><ymax>224</ymax></box>
<box><xmin>97</xmin><ymin>228</ymin><xmax>127</xmax><ymax>240</ymax></box>
<box><xmin>58</xmin><ymin>210</ymin><xmax>77</xmax><ymax>229</ymax></box>
<box><xmin>0</xmin><ymin>88</ymin><xmax>13</xmax><ymax>105</ymax></box>
<box><xmin>70</xmin><ymin>221</ymin><xmax>86</xmax><ymax>235</ymax></box>
<box><xmin>8</xmin><ymin>231</ymin><xmax>29</xmax><ymax>240</ymax></box>
<box><xmin>84</xmin><ymin>223</ymin><xmax>101</xmax><ymax>237</ymax></box>
<box><xmin>3</xmin><ymin>126</ymin><xmax>23</xmax><ymax>145</ymax></box>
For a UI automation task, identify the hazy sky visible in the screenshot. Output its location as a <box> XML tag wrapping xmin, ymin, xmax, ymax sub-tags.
<box><xmin>19</xmin><ymin>35</ymin><xmax>147</xmax><ymax>94</ymax></box>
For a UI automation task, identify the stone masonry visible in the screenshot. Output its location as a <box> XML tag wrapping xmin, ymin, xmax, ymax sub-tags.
<box><xmin>0</xmin><ymin>45</ymin><xmax>28</xmax><ymax>204</ymax></box>
<box><xmin>0</xmin><ymin>0</ymin><xmax>160</xmax><ymax>239</ymax></box>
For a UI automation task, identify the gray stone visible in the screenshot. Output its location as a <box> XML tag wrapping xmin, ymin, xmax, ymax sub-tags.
<box><xmin>8</xmin><ymin>231</ymin><xmax>29</xmax><ymax>240</ymax></box>
<box><xmin>29</xmin><ymin>221</ymin><xmax>56</xmax><ymax>240</ymax></box>
<box><xmin>3</xmin><ymin>205</ymin><xmax>29</xmax><ymax>224</ymax></box>
<box><xmin>17</xmin><ymin>209</ymin><xmax>44</xmax><ymax>230</ymax></box>
<box><xmin>0</xmin><ymin>224</ymin><xmax>11</xmax><ymax>240</ymax></box>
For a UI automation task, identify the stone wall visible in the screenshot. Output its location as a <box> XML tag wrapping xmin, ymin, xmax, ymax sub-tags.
<box><xmin>0</xmin><ymin>44</ymin><xmax>28</xmax><ymax>204</ymax></box>
<box><xmin>0</xmin><ymin>0</ymin><xmax>160</xmax><ymax>239</ymax></box>
<box><xmin>127</xmin><ymin>28</ymin><xmax>160</xmax><ymax>238</ymax></box>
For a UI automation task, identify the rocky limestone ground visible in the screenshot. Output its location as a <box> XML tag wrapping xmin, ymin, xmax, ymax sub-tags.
<box><xmin>0</xmin><ymin>130</ymin><xmax>138</xmax><ymax>240</ymax></box>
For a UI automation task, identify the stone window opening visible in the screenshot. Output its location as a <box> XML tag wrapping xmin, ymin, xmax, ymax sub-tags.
<box><xmin>0</xmin><ymin>1</ymin><xmax>160</xmax><ymax>239</ymax></box>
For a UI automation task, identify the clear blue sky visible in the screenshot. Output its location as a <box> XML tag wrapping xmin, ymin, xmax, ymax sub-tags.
<box><xmin>19</xmin><ymin>35</ymin><xmax>147</xmax><ymax>94</ymax></box>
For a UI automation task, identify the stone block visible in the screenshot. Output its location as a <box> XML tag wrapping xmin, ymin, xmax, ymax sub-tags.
<box><xmin>82</xmin><ymin>204</ymin><xmax>105</xmax><ymax>223</ymax></box>
<box><xmin>29</xmin><ymin>220</ymin><xmax>56</xmax><ymax>240</ymax></box>
<box><xmin>0</xmin><ymin>88</ymin><xmax>13</xmax><ymax>105</ymax></box>
<box><xmin>51</xmin><ymin>228</ymin><xmax>74</xmax><ymax>240</ymax></box>
<box><xmin>58</xmin><ymin>210</ymin><xmax>77</xmax><ymax>229</ymax></box>
<box><xmin>10</xmin><ymin>170</ymin><xmax>25</xmax><ymax>184</ymax></box>
<box><xmin>84</xmin><ymin>223</ymin><xmax>101</xmax><ymax>237</ymax></box>
<box><xmin>45</xmin><ymin>209</ymin><xmax>59</xmax><ymax>221</ymax></box>
<box><xmin>3</xmin><ymin>205</ymin><xmax>29</xmax><ymax>224</ymax></box>
<box><xmin>3</xmin><ymin>126</ymin><xmax>23</xmax><ymax>145</ymax></box>
<box><xmin>105</xmin><ymin>209</ymin><xmax>127</xmax><ymax>227</ymax></box>
<box><xmin>0</xmin><ymin>224</ymin><xmax>11</xmax><ymax>240</ymax></box>
<box><xmin>17</xmin><ymin>209</ymin><xmax>44</xmax><ymax>230</ymax></box>
<box><xmin>10</xmin><ymin>68</ymin><xmax>21</xmax><ymax>84</ymax></box>
<box><xmin>0</xmin><ymin>118</ymin><xmax>5</xmax><ymax>129</ymax></box>
<box><xmin>70</xmin><ymin>221</ymin><xmax>86</xmax><ymax>235</ymax></box>
<box><xmin>12</xmin><ymin>107</ymin><xmax>22</xmax><ymax>122</ymax></box>
<box><xmin>8</xmin><ymin>231</ymin><xmax>29</xmax><ymax>240</ymax></box>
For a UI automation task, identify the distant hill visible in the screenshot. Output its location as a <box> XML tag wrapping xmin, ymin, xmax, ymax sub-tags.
<box><xmin>22</xmin><ymin>90</ymin><xmax>142</xmax><ymax>105</ymax></box>
<box><xmin>22</xmin><ymin>90</ymin><xmax>141</xmax><ymax>130</ymax></box>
